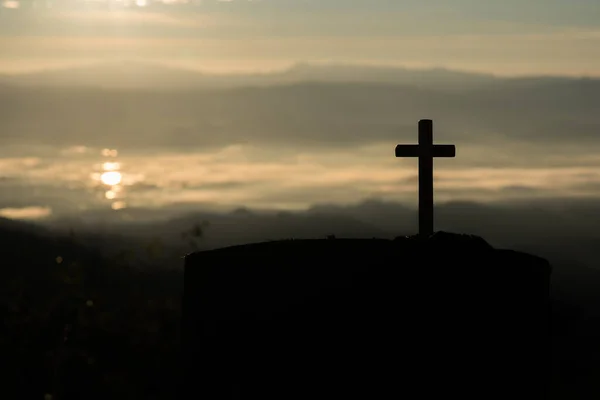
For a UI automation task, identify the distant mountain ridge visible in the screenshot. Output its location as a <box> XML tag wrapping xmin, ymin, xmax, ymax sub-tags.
<box><xmin>0</xmin><ymin>61</ymin><xmax>526</xmax><ymax>90</ymax></box>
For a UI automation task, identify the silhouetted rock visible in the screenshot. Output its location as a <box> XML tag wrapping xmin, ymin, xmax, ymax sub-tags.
<box><xmin>181</xmin><ymin>233</ymin><xmax>551</xmax><ymax>400</ymax></box>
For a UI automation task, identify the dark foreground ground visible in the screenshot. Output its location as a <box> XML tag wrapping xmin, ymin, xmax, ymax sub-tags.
<box><xmin>183</xmin><ymin>234</ymin><xmax>551</xmax><ymax>399</ymax></box>
<box><xmin>1</xmin><ymin>225</ymin><xmax>599</xmax><ymax>399</ymax></box>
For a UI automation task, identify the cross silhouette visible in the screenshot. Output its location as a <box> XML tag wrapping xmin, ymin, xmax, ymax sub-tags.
<box><xmin>395</xmin><ymin>119</ymin><xmax>456</xmax><ymax>237</ymax></box>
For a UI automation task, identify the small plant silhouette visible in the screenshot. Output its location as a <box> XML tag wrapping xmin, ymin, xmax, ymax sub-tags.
<box><xmin>181</xmin><ymin>221</ymin><xmax>210</xmax><ymax>251</ymax></box>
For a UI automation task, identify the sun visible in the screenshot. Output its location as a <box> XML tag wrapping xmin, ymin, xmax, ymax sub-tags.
<box><xmin>100</xmin><ymin>171</ymin><xmax>122</xmax><ymax>186</ymax></box>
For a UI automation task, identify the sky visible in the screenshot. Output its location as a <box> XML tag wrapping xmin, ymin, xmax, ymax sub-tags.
<box><xmin>1</xmin><ymin>0</ymin><xmax>600</xmax><ymax>75</ymax></box>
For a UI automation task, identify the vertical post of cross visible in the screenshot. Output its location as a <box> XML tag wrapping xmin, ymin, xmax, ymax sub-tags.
<box><xmin>419</xmin><ymin>119</ymin><xmax>434</xmax><ymax>237</ymax></box>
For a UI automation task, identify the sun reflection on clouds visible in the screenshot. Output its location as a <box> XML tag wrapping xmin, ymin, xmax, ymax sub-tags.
<box><xmin>100</xmin><ymin>171</ymin><xmax>122</xmax><ymax>186</ymax></box>
<box><xmin>102</xmin><ymin>148</ymin><xmax>119</xmax><ymax>158</ymax></box>
<box><xmin>0</xmin><ymin>206</ymin><xmax>51</xmax><ymax>220</ymax></box>
<box><xmin>4</xmin><ymin>142</ymin><xmax>600</xmax><ymax>216</ymax></box>
<box><xmin>92</xmin><ymin>148</ymin><xmax>131</xmax><ymax>210</ymax></box>
<box><xmin>0</xmin><ymin>157</ymin><xmax>42</xmax><ymax>175</ymax></box>
<box><xmin>102</xmin><ymin>161</ymin><xmax>121</xmax><ymax>171</ymax></box>
<box><xmin>111</xmin><ymin>201</ymin><xmax>127</xmax><ymax>210</ymax></box>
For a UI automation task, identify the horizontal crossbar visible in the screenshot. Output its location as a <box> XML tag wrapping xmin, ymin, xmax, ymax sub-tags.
<box><xmin>395</xmin><ymin>144</ymin><xmax>456</xmax><ymax>158</ymax></box>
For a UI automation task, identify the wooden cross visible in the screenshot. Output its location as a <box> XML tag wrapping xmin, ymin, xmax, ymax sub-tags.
<box><xmin>395</xmin><ymin>119</ymin><xmax>456</xmax><ymax>237</ymax></box>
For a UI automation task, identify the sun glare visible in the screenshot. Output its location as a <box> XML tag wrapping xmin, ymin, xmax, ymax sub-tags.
<box><xmin>103</xmin><ymin>161</ymin><xmax>121</xmax><ymax>171</ymax></box>
<box><xmin>101</xmin><ymin>171</ymin><xmax>122</xmax><ymax>186</ymax></box>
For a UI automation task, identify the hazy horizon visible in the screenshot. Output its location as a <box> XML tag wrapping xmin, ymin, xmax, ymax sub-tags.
<box><xmin>0</xmin><ymin>58</ymin><xmax>596</xmax><ymax>79</ymax></box>
<box><xmin>1</xmin><ymin>0</ymin><xmax>600</xmax><ymax>224</ymax></box>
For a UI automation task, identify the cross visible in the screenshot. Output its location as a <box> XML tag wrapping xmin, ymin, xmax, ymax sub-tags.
<box><xmin>395</xmin><ymin>119</ymin><xmax>456</xmax><ymax>237</ymax></box>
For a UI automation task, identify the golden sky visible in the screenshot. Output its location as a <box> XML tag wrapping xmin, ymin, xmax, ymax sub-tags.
<box><xmin>1</xmin><ymin>1</ymin><xmax>599</xmax><ymax>76</ymax></box>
